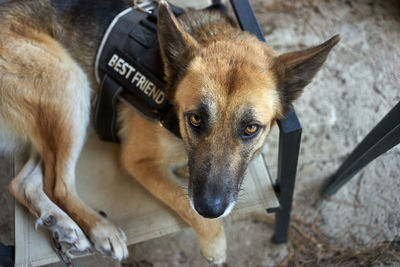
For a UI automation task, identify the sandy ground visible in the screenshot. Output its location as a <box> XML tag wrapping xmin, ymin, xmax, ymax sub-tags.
<box><xmin>0</xmin><ymin>0</ymin><xmax>399</xmax><ymax>266</ymax></box>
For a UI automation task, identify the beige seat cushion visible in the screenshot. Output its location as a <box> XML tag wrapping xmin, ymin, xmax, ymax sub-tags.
<box><xmin>14</xmin><ymin>129</ymin><xmax>279</xmax><ymax>266</ymax></box>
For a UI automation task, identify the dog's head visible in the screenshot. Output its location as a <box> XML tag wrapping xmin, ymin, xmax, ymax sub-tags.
<box><xmin>158</xmin><ymin>2</ymin><xmax>339</xmax><ymax>218</ymax></box>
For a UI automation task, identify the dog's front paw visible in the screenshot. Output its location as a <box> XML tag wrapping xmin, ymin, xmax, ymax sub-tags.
<box><xmin>199</xmin><ymin>227</ymin><xmax>227</xmax><ymax>264</ymax></box>
<box><xmin>89</xmin><ymin>218</ymin><xmax>128</xmax><ymax>261</ymax></box>
<box><xmin>35</xmin><ymin>212</ymin><xmax>91</xmax><ymax>253</ymax></box>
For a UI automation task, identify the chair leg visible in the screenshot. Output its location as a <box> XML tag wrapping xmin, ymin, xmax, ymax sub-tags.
<box><xmin>229</xmin><ymin>0</ymin><xmax>303</xmax><ymax>244</ymax></box>
<box><xmin>0</xmin><ymin>242</ymin><xmax>14</xmax><ymax>267</ymax></box>
<box><xmin>273</xmin><ymin>109</ymin><xmax>302</xmax><ymax>244</ymax></box>
<box><xmin>321</xmin><ymin>102</ymin><xmax>400</xmax><ymax>198</ymax></box>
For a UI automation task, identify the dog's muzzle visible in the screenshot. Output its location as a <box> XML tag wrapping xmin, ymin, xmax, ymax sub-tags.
<box><xmin>190</xmin><ymin>181</ymin><xmax>236</xmax><ymax>219</ymax></box>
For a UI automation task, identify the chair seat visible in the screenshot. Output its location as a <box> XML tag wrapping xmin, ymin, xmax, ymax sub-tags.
<box><xmin>14</xmin><ymin>131</ymin><xmax>279</xmax><ymax>266</ymax></box>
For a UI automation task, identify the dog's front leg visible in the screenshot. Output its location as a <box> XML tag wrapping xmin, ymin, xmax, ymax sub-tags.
<box><xmin>9</xmin><ymin>150</ymin><xmax>91</xmax><ymax>253</ymax></box>
<box><xmin>120</xmin><ymin>114</ymin><xmax>226</xmax><ymax>264</ymax></box>
<box><xmin>27</xmin><ymin>67</ymin><xmax>128</xmax><ymax>260</ymax></box>
<box><xmin>123</xmin><ymin>157</ymin><xmax>227</xmax><ymax>263</ymax></box>
<box><xmin>37</xmin><ymin>102</ymin><xmax>129</xmax><ymax>261</ymax></box>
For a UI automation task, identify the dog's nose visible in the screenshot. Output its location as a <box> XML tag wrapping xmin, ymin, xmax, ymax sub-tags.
<box><xmin>193</xmin><ymin>195</ymin><xmax>226</xmax><ymax>219</ymax></box>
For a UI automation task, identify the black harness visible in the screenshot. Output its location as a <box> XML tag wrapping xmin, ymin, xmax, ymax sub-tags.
<box><xmin>93</xmin><ymin>1</ymin><xmax>257</xmax><ymax>143</ymax></box>
<box><xmin>94</xmin><ymin>2</ymin><xmax>184</xmax><ymax>142</ymax></box>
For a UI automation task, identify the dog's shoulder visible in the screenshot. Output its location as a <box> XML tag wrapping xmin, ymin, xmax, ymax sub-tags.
<box><xmin>49</xmin><ymin>0</ymin><xmax>130</xmax><ymax>33</ymax></box>
<box><xmin>0</xmin><ymin>0</ymin><xmax>129</xmax><ymax>43</ymax></box>
<box><xmin>0</xmin><ymin>0</ymin><xmax>130</xmax><ymax>78</ymax></box>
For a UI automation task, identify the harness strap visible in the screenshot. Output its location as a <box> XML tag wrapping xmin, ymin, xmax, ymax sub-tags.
<box><xmin>94</xmin><ymin>75</ymin><xmax>123</xmax><ymax>142</ymax></box>
<box><xmin>94</xmin><ymin>2</ymin><xmax>184</xmax><ymax>142</ymax></box>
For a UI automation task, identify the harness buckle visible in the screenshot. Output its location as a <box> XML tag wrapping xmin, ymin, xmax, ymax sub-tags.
<box><xmin>133</xmin><ymin>0</ymin><xmax>156</xmax><ymax>14</ymax></box>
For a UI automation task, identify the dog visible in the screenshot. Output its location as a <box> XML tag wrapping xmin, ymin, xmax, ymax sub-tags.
<box><xmin>0</xmin><ymin>0</ymin><xmax>339</xmax><ymax>263</ymax></box>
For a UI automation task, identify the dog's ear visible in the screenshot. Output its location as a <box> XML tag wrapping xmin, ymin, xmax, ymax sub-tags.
<box><xmin>274</xmin><ymin>35</ymin><xmax>340</xmax><ymax>115</ymax></box>
<box><xmin>158</xmin><ymin>1</ymin><xmax>199</xmax><ymax>87</ymax></box>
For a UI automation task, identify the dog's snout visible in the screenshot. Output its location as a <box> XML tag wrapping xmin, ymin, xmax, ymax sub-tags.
<box><xmin>188</xmin><ymin>156</ymin><xmax>241</xmax><ymax>218</ymax></box>
<box><xmin>194</xmin><ymin>195</ymin><xmax>226</xmax><ymax>218</ymax></box>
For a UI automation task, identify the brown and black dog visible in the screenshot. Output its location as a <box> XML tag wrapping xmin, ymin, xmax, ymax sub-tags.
<box><xmin>0</xmin><ymin>0</ymin><xmax>339</xmax><ymax>263</ymax></box>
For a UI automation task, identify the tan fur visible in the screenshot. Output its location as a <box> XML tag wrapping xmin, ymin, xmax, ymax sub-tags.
<box><xmin>174</xmin><ymin>41</ymin><xmax>280</xmax><ymax>181</ymax></box>
<box><xmin>0</xmin><ymin>0</ymin><xmax>338</xmax><ymax>263</ymax></box>
<box><xmin>119</xmin><ymin>109</ymin><xmax>226</xmax><ymax>262</ymax></box>
<box><xmin>0</xmin><ymin>13</ymin><xmax>127</xmax><ymax>260</ymax></box>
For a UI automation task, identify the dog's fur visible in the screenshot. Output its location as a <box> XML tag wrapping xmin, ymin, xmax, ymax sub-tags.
<box><xmin>0</xmin><ymin>0</ymin><xmax>339</xmax><ymax>262</ymax></box>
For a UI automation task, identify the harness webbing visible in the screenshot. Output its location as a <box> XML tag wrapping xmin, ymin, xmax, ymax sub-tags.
<box><xmin>94</xmin><ymin>2</ymin><xmax>183</xmax><ymax>142</ymax></box>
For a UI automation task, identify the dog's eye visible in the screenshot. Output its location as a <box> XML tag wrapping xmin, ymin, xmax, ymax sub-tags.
<box><xmin>243</xmin><ymin>124</ymin><xmax>260</xmax><ymax>138</ymax></box>
<box><xmin>189</xmin><ymin>114</ymin><xmax>202</xmax><ymax>128</ymax></box>
<box><xmin>245</xmin><ymin>124</ymin><xmax>258</xmax><ymax>135</ymax></box>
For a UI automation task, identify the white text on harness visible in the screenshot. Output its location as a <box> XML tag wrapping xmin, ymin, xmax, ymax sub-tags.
<box><xmin>107</xmin><ymin>53</ymin><xmax>165</xmax><ymax>105</ymax></box>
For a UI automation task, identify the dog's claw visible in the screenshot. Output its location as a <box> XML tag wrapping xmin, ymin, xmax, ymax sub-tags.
<box><xmin>205</xmin><ymin>256</ymin><xmax>215</xmax><ymax>264</ymax></box>
<box><xmin>118</xmin><ymin>227</ymin><xmax>127</xmax><ymax>242</ymax></box>
<box><xmin>34</xmin><ymin>218</ymin><xmax>42</xmax><ymax>230</ymax></box>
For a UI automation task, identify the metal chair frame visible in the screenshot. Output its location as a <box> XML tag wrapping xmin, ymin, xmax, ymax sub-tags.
<box><xmin>322</xmin><ymin>101</ymin><xmax>400</xmax><ymax>197</ymax></box>
<box><xmin>231</xmin><ymin>0</ymin><xmax>302</xmax><ymax>243</ymax></box>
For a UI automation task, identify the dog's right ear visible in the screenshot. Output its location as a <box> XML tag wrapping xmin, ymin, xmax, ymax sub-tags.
<box><xmin>158</xmin><ymin>1</ymin><xmax>199</xmax><ymax>86</ymax></box>
<box><xmin>273</xmin><ymin>35</ymin><xmax>340</xmax><ymax>116</ymax></box>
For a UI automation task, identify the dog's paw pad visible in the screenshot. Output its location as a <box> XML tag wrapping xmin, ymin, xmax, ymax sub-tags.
<box><xmin>90</xmin><ymin>219</ymin><xmax>128</xmax><ymax>261</ymax></box>
<box><xmin>35</xmin><ymin>215</ymin><xmax>57</xmax><ymax>230</ymax></box>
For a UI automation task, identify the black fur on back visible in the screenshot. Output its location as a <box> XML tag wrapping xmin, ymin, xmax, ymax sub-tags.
<box><xmin>0</xmin><ymin>0</ymin><xmax>131</xmax><ymax>85</ymax></box>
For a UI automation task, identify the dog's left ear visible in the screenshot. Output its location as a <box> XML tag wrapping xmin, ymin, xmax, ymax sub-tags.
<box><xmin>274</xmin><ymin>35</ymin><xmax>340</xmax><ymax>115</ymax></box>
<box><xmin>158</xmin><ymin>1</ymin><xmax>199</xmax><ymax>88</ymax></box>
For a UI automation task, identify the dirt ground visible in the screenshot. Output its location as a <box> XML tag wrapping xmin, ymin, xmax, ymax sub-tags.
<box><xmin>0</xmin><ymin>0</ymin><xmax>399</xmax><ymax>266</ymax></box>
